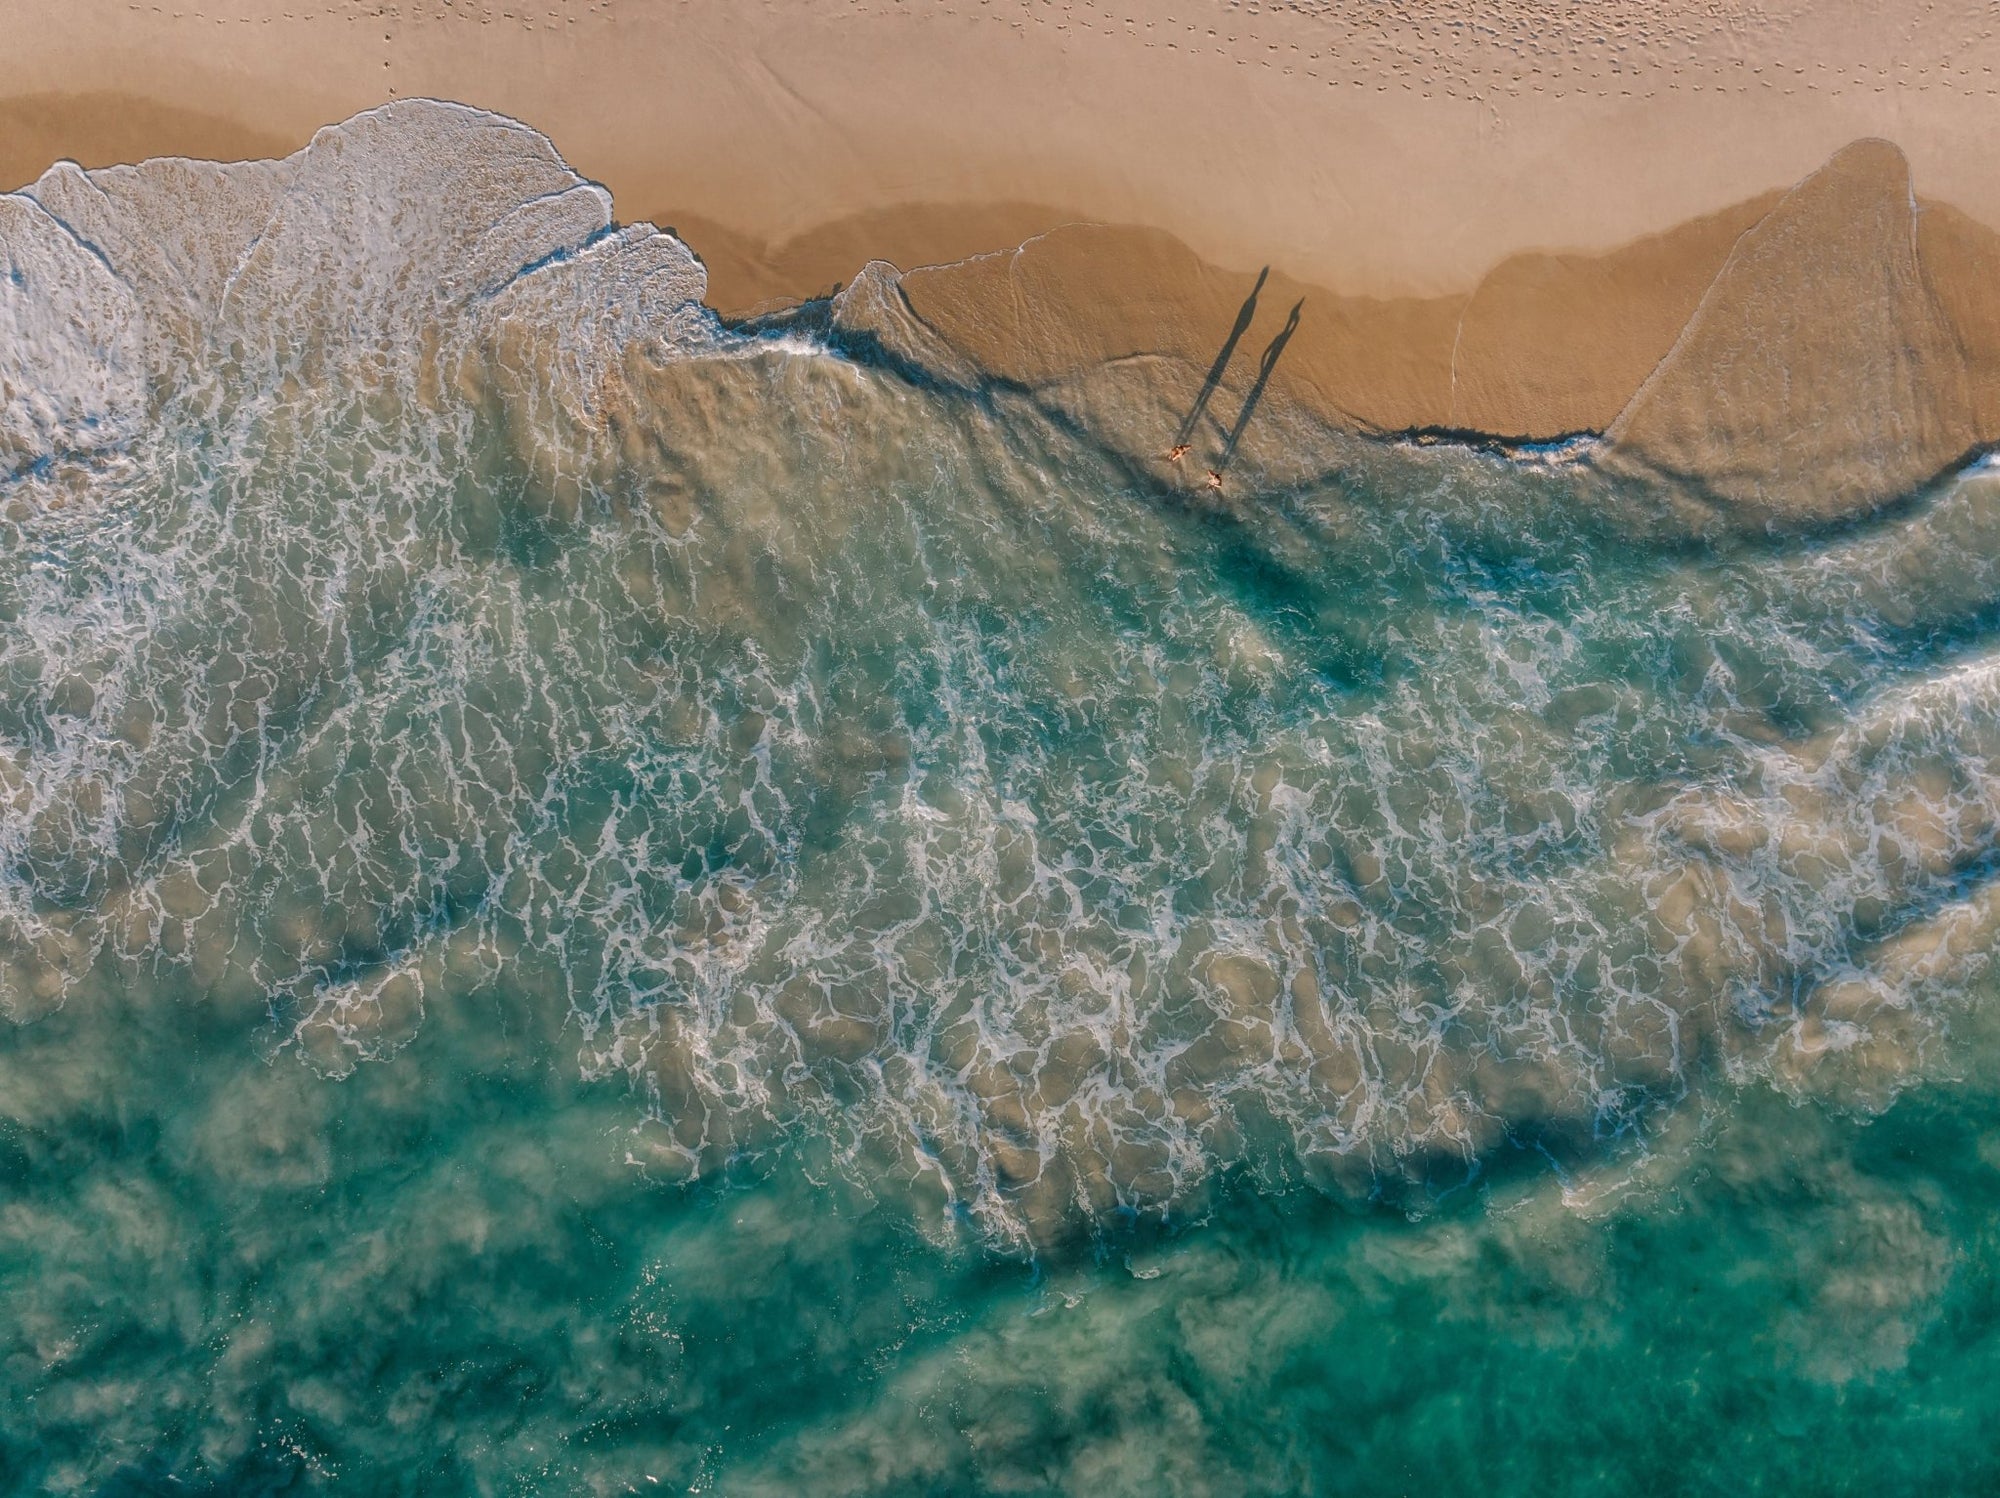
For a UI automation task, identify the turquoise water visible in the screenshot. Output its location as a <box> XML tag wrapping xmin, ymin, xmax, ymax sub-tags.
<box><xmin>6</xmin><ymin>103</ymin><xmax>2000</xmax><ymax>1492</ymax></box>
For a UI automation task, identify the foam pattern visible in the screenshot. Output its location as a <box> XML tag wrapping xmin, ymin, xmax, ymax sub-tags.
<box><xmin>2</xmin><ymin>104</ymin><xmax>1998</xmax><ymax>1249</ymax></box>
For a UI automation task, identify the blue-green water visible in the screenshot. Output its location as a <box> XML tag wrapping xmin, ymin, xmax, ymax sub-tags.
<box><xmin>7</xmin><ymin>103</ymin><xmax>2000</xmax><ymax>1493</ymax></box>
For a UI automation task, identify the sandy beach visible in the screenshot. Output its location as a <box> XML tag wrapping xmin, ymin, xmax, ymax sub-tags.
<box><xmin>11</xmin><ymin>2</ymin><xmax>2000</xmax><ymax>293</ymax></box>
<box><xmin>10</xmin><ymin>0</ymin><xmax>2000</xmax><ymax>514</ymax></box>
<box><xmin>20</xmin><ymin>11</ymin><xmax>2000</xmax><ymax>1488</ymax></box>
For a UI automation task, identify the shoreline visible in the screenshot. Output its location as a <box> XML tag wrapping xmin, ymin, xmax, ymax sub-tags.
<box><xmin>11</xmin><ymin>98</ymin><xmax>2000</xmax><ymax>528</ymax></box>
<box><xmin>9</xmin><ymin>1</ymin><xmax>2000</xmax><ymax>524</ymax></box>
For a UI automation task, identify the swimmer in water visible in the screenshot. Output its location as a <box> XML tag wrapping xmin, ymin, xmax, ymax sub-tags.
<box><xmin>1205</xmin><ymin>469</ymin><xmax>1224</xmax><ymax>492</ymax></box>
<box><xmin>1166</xmin><ymin>444</ymin><xmax>1192</xmax><ymax>465</ymax></box>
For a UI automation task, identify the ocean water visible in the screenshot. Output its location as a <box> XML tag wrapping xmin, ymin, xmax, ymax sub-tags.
<box><xmin>6</xmin><ymin>102</ymin><xmax>2000</xmax><ymax>1494</ymax></box>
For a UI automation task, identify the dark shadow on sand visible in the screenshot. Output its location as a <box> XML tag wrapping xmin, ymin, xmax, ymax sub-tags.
<box><xmin>1177</xmin><ymin>267</ymin><xmax>1269</xmax><ymax>447</ymax></box>
<box><xmin>1219</xmin><ymin>298</ymin><xmax>1303</xmax><ymax>471</ymax></box>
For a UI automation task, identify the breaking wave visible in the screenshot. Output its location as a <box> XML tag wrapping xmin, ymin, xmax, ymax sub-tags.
<box><xmin>4</xmin><ymin>100</ymin><xmax>1999</xmax><ymax>1248</ymax></box>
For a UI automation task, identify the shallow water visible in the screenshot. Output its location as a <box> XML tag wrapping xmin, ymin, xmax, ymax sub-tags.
<box><xmin>6</xmin><ymin>103</ymin><xmax>2000</xmax><ymax>1493</ymax></box>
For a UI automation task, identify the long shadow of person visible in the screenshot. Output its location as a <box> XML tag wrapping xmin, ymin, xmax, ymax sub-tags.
<box><xmin>1175</xmin><ymin>267</ymin><xmax>1269</xmax><ymax>449</ymax></box>
<box><xmin>1217</xmin><ymin>299</ymin><xmax>1303</xmax><ymax>473</ymax></box>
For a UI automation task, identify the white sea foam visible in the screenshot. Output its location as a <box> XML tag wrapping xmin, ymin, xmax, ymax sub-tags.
<box><xmin>3</xmin><ymin>104</ymin><xmax>1999</xmax><ymax>1249</ymax></box>
<box><xmin>2</xmin><ymin>100</ymin><xmax>716</xmax><ymax>466</ymax></box>
<box><xmin>0</xmin><ymin>192</ymin><xmax>144</xmax><ymax>478</ymax></box>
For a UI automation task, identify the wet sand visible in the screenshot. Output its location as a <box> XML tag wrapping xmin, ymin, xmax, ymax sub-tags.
<box><xmin>11</xmin><ymin>1</ymin><xmax>2000</xmax><ymax>519</ymax></box>
<box><xmin>878</xmin><ymin>195</ymin><xmax>1785</xmax><ymax>442</ymax></box>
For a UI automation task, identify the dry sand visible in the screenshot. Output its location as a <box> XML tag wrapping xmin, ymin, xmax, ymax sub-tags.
<box><xmin>10</xmin><ymin>1</ymin><xmax>2000</xmax><ymax>520</ymax></box>
<box><xmin>13</xmin><ymin>1</ymin><xmax>2000</xmax><ymax>296</ymax></box>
